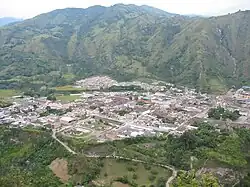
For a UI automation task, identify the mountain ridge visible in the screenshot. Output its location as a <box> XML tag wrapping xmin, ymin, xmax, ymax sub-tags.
<box><xmin>0</xmin><ymin>5</ymin><xmax>250</xmax><ymax>93</ymax></box>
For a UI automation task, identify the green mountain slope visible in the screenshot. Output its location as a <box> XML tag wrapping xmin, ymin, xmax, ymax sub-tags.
<box><xmin>0</xmin><ymin>5</ymin><xmax>250</xmax><ymax>92</ymax></box>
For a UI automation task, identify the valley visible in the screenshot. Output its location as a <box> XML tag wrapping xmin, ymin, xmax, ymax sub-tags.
<box><xmin>1</xmin><ymin>3</ymin><xmax>250</xmax><ymax>187</ymax></box>
<box><xmin>1</xmin><ymin>76</ymin><xmax>250</xmax><ymax>186</ymax></box>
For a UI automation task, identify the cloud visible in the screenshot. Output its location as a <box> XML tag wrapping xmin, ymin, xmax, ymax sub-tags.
<box><xmin>0</xmin><ymin>0</ymin><xmax>250</xmax><ymax>18</ymax></box>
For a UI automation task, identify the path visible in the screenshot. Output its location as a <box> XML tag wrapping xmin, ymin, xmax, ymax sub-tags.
<box><xmin>52</xmin><ymin>130</ymin><xmax>177</xmax><ymax>187</ymax></box>
<box><xmin>166</xmin><ymin>169</ymin><xmax>177</xmax><ymax>187</ymax></box>
<box><xmin>52</xmin><ymin>130</ymin><xmax>76</xmax><ymax>154</ymax></box>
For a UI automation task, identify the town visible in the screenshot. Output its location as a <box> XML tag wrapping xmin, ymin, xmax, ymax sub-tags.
<box><xmin>1</xmin><ymin>76</ymin><xmax>250</xmax><ymax>143</ymax></box>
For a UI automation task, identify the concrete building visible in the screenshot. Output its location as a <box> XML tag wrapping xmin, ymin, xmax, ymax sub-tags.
<box><xmin>60</xmin><ymin>116</ymin><xmax>75</xmax><ymax>124</ymax></box>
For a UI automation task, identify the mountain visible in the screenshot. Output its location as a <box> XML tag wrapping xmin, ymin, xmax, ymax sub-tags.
<box><xmin>0</xmin><ymin>17</ymin><xmax>23</xmax><ymax>26</ymax></box>
<box><xmin>0</xmin><ymin>5</ymin><xmax>249</xmax><ymax>93</ymax></box>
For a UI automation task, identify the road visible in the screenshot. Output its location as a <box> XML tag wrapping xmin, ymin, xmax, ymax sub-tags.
<box><xmin>166</xmin><ymin>169</ymin><xmax>178</xmax><ymax>187</ymax></box>
<box><xmin>52</xmin><ymin>130</ymin><xmax>177</xmax><ymax>187</ymax></box>
<box><xmin>52</xmin><ymin>130</ymin><xmax>76</xmax><ymax>154</ymax></box>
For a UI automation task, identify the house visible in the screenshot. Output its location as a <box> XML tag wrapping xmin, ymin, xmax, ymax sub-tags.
<box><xmin>60</xmin><ymin>116</ymin><xmax>75</xmax><ymax>124</ymax></box>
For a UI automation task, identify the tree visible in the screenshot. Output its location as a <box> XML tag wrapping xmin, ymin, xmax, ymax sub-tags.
<box><xmin>208</xmin><ymin>107</ymin><xmax>240</xmax><ymax>121</ymax></box>
<box><xmin>132</xmin><ymin>173</ymin><xmax>138</xmax><ymax>180</ymax></box>
<box><xmin>47</xmin><ymin>95</ymin><xmax>56</xmax><ymax>101</ymax></box>
<box><xmin>201</xmin><ymin>173</ymin><xmax>220</xmax><ymax>187</ymax></box>
<box><xmin>156</xmin><ymin>177</ymin><xmax>166</xmax><ymax>187</ymax></box>
<box><xmin>174</xmin><ymin>170</ymin><xmax>220</xmax><ymax>187</ymax></box>
<box><xmin>174</xmin><ymin>170</ymin><xmax>199</xmax><ymax>187</ymax></box>
<box><xmin>237</xmin><ymin>173</ymin><xmax>250</xmax><ymax>187</ymax></box>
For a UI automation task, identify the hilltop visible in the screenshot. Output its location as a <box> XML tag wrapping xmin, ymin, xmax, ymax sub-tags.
<box><xmin>0</xmin><ymin>5</ymin><xmax>250</xmax><ymax>93</ymax></box>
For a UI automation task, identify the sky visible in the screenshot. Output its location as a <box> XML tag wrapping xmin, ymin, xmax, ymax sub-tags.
<box><xmin>1</xmin><ymin>0</ymin><xmax>250</xmax><ymax>18</ymax></box>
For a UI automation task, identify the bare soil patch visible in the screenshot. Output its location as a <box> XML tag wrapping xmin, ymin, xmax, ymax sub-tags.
<box><xmin>112</xmin><ymin>182</ymin><xmax>130</xmax><ymax>187</ymax></box>
<box><xmin>49</xmin><ymin>158</ymin><xmax>70</xmax><ymax>182</ymax></box>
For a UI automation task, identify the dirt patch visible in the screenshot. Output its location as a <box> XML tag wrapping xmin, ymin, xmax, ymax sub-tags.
<box><xmin>112</xmin><ymin>182</ymin><xmax>130</xmax><ymax>187</ymax></box>
<box><xmin>197</xmin><ymin>167</ymin><xmax>238</xmax><ymax>185</ymax></box>
<box><xmin>49</xmin><ymin>158</ymin><xmax>70</xmax><ymax>183</ymax></box>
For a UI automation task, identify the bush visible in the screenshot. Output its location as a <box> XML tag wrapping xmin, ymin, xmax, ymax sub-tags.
<box><xmin>148</xmin><ymin>175</ymin><xmax>156</xmax><ymax>182</ymax></box>
<box><xmin>144</xmin><ymin>165</ymin><xmax>151</xmax><ymax>170</ymax></box>
<box><xmin>132</xmin><ymin>173</ymin><xmax>138</xmax><ymax>180</ymax></box>
<box><xmin>115</xmin><ymin>176</ymin><xmax>129</xmax><ymax>184</ymax></box>
<box><xmin>127</xmin><ymin>166</ymin><xmax>136</xmax><ymax>172</ymax></box>
<box><xmin>208</xmin><ymin>106</ymin><xmax>241</xmax><ymax>121</ymax></box>
<box><xmin>47</xmin><ymin>95</ymin><xmax>57</xmax><ymax>101</ymax></box>
<box><xmin>150</xmin><ymin>170</ymin><xmax>158</xmax><ymax>175</ymax></box>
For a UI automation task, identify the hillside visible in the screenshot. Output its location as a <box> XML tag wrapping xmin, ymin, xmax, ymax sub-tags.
<box><xmin>0</xmin><ymin>5</ymin><xmax>250</xmax><ymax>92</ymax></box>
<box><xmin>0</xmin><ymin>126</ymin><xmax>173</xmax><ymax>186</ymax></box>
<box><xmin>4</xmin><ymin>123</ymin><xmax>247</xmax><ymax>186</ymax></box>
<box><xmin>0</xmin><ymin>17</ymin><xmax>23</xmax><ymax>26</ymax></box>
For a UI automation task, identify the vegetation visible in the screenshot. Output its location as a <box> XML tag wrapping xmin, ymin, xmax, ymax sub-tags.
<box><xmin>0</xmin><ymin>89</ymin><xmax>20</xmax><ymax>98</ymax></box>
<box><xmin>0</xmin><ymin>99</ymin><xmax>12</xmax><ymax>108</ymax></box>
<box><xmin>97</xmin><ymin>159</ymin><xmax>170</xmax><ymax>186</ymax></box>
<box><xmin>108</xmin><ymin>85</ymin><xmax>143</xmax><ymax>92</ymax></box>
<box><xmin>0</xmin><ymin>127</ymin><xmax>171</xmax><ymax>187</ymax></box>
<box><xmin>47</xmin><ymin>94</ymin><xmax>57</xmax><ymax>101</ymax></box>
<box><xmin>40</xmin><ymin>106</ymin><xmax>70</xmax><ymax>117</ymax></box>
<box><xmin>68</xmin><ymin>155</ymin><xmax>103</xmax><ymax>185</ymax></box>
<box><xmin>1</xmin><ymin>118</ymin><xmax>250</xmax><ymax>186</ymax></box>
<box><xmin>173</xmin><ymin>170</ymin><xmax>220</xmax><ymax>187</ymax></box>
<box><xmin>54</xmin><ymin>86</ymin><xmax>85</xmax><ymax>94</ymax></box>
<box><xmin>237</xmin><ymin>173</ymin><xmax>250</xmax><ymax>187</ymax></box>
<box><xmin>0</xmin><ymin>6</ymin><xmax>250</xmax><ymax>92</ymax></box>
<box><xmin>115</xmin><ymin>109</ymin><xmax>131</xmax><ymax>116</ymax></box>
<box><xmin>69</xmin><ymin>122</ymin><xmax>250</xmax><ymax>186</ymax></box>
<box><xmin>0</xmin><ymin>126</ymin><xmax>70</xmax><ymax>187</ymax></box>
<box><xmin>208</xmin><ymin>106</ymin><xmax>241</xmax><ymax>121</ymax></box>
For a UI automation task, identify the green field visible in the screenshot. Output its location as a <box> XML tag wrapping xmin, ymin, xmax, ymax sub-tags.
<box><xmin>55</xmin><ymin>85</ymin><xmax>85</xmax><ymax>92</ymax></box>
<box><xmin>97</xmin><ymin>159</ymin><xmax>171</xmax><ymax>187</ymax></box>
<box><xmin>0</xmin><ymin>89</ymin><xmax>20</xmax><ymax>98</ymax></box>
<box><xmin>208</xmin><ymin>78</ymin><xmax>227</xmax><ymax>93</ymax></box>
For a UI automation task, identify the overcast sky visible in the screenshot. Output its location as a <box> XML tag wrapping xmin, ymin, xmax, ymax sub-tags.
<box><xmin>1</xmin><ymin>0</ymin><xmax>250</xmax><ymax>18</ymax></box>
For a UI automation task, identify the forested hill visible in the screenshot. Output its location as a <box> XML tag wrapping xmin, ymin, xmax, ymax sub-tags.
<box><xmin>0</xmin><ymin>5</ymin><xmax>250</xmax><ymax>92</ymax></box>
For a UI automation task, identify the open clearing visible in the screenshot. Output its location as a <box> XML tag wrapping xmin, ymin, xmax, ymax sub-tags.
<box><xmin>49</xmin><ymin>158</ymin><xmax>70</xmax><ymax>183</ymax></box>
<box><xmin>0</xmin><ymin>89</ymin><xmax>20</xmax><ymax>98</ymax></box>
<box><xmin>54</xmin><ymin>85</ymin><xmax>85</xmax><ymax>92</ymax></box>
<box><xmin>97</xmin><ymin>158</ymin><xmax>171</xmax><ymax>186</ymax></box>
<box><xmin>112</xmin><ymin>182</ymin><xmax>130</xmax><ymax>187</ymax></box>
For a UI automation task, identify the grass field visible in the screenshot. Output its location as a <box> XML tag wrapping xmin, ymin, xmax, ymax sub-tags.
<box><xmin>55</xmin><ymin>85</ymin><xmax>85</xmax><ymax>92</ymax></box>
<box><xmin>208</xmin><ymin>78</ymin><xmax>227</xmax><ymax>93</ymax></box>
<box><xmin>97</xmin><ymin>159</ymin><xmax>171</xmax><ymax>186</ymax></box>
<box><xmin>0</xmin><ymin>89</ymin><xmax>20</xmax><ymax>98</ymax></box>
<box><xmin>56</xmin><ymin>95</ymin><xmax>81</xmax><ymax>102</ymax></box>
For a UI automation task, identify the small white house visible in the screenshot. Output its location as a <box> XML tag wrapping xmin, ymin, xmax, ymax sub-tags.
<box><xmin>60</xmin><ymin>116</ymin><xmax>75</xmax><ymax>124</ymax></box>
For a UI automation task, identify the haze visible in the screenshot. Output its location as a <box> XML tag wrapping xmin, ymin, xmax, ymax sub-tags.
<box><xmin>1</xmin><ymin>0</ymin><xmax>250</xmax><ymax>18</ymax></box>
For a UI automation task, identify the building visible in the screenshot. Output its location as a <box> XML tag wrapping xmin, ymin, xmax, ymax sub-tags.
<box><xmin>60</xmin><ymin>116</ymin><xmax>75</xmax><ymax>124</ymax></box>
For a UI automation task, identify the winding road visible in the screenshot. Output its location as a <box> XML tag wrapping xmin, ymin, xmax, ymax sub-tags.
<box><xmin>52</xmin><ymin>130</ymin><xmax>178</xmax><ymax>187</ymax></box>
<box><xmin>52</xmin><ymin>130</ymin><xmax>76</xmax><ymax>154</ymax></box>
